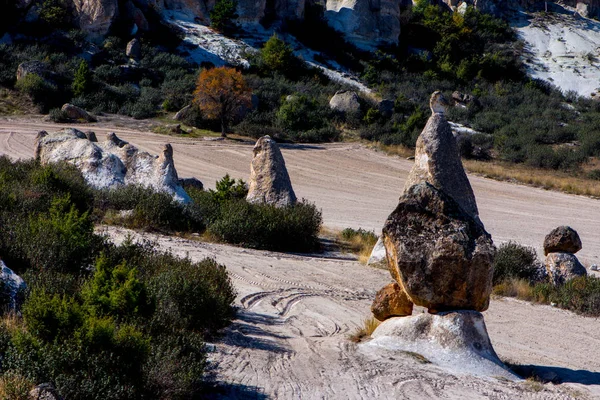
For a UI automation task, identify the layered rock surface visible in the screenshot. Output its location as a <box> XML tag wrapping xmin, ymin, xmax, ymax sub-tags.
<box><xmin>246</xmin><ymin>135</ymin><xmax>297</xmax><ymax>207</ymax></box>
<box><xmin>35</xmin><ymin>128</ymin><xmax>191</xmax><ymax>203</ymax></box>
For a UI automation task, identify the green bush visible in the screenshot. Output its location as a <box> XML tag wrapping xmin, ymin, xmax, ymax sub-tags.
<box><xmin>14</xmin><ymin>74</ymin><xmax>58</xmax><ymax>112</ymax></box>
<box><xmin>210</xmin><ymin>0</ymin><xmax>238</xmax><ymax>32</ymax></box>
<box><xmin>533</xmin><ymin>276</ymin><xmax>600</xmax><ymax>317</ymax></box>
<box><xmin>261</xmin><ymin>34</ymin><xmax>296</xmax><ymax>74</ymax></box>
<box><xmin>209</xmin><ymin>199</ymin><xmax>322</xmax><ymax>252</ymax></box>
<box><xmin>493</xmin><ymin>241</ymin><xmax>540</xmax><ymax>285</ymax></box>
<box><xmin>48</xmin><ymin>107</ymin><xmax>70</xmax><ymax>123</ymax></box>
<box><xmin>72</xmin><ymin>60</ymin><xmax>92</xmax><ymax>98</ymax></box>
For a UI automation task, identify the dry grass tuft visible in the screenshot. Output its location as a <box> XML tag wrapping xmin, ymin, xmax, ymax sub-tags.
<box><xmin>333</xmin><ymin>228</ymin><xmax>378</xmax><ymax>264</ymax></box>
<box><xmin>492</xmin><ymin>279</ymin><xmax>535</xmax><ymax>301</ymax></box>
<box><xmin>0</xmin><ymin>372</ymin><xmax>34</xmax><ymax>400</ymax></box>
<box><xmin>464</xmin><ymin>160</ymin><xmax>600</xmax><ymax>198</ymax></box>
<box><xmin>348</xmin><ymin>317</ymin><xmax>380</xmax><ymax>343</ymax></box>
<box><xmin>1</xmin><ymin>311</ymin><xmax>25</xmax><ymax>336</ymax></box>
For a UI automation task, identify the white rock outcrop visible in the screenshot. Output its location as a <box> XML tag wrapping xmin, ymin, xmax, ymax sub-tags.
<box><xmin>35</xmin><ymin>128</ymin><xmax>191</xmax><ymax>203</ymax></box>
<box><xmin>0</xmin><ymin>261</ymin><xmax>27</xmax><ymax>311</ymax></box>
<box><xmin>246</xmin><ymin>135</ymin><xmax>297</xmax><ymax>207</ymax></box>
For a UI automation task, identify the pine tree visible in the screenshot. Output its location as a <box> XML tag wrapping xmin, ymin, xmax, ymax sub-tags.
<box><xmin>72</xmin><ymin>60</ymin><xmax>91</xmax><ymax>98</ymax></box>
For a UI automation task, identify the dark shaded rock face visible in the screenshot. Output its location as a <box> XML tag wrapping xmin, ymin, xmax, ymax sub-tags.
<box><xmin>545</xmin><ymin>252</ymin><xmax>587</xmax><ymax>286</ymax></box>
<box><xmin>371</xmin><ymin>282</ymin><xmax>413</xmax><ymax>321</ymax></box>
<box><xmin>382</xmin><ymin>183</ymin><xmax>495</xmax><ymax>312</ymax></box>
<box><xmin>544</xmin><ymin>226</ymin><xmax>582</xmax><ymax>256</ymax></box>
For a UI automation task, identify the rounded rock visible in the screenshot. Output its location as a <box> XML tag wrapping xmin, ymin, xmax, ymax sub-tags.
<box><xmin>543</xmin><ymin>226</ymin><xmax>582</xmax><ymax>256</ymax></box>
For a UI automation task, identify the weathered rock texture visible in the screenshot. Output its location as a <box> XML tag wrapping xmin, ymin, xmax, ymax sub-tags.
<box><xmin>367</xmin><ymin>311</ymin><xmax>518</xmax><ymax>380</ymax></box>
<box><xmin>545</xmin><ymin>252</ymin><xmax>587</xmax><ymax>286</ymax></box>
<box><xmin>403</xmin><ymin>91</ymin><xmax>479</xmax><ymax>221</ymax></box>
<box><xmin>246</xmin><ymin>135</ymin><xmax>297</xmax><ymax>207</ymax></box>
<box><xmin>382</xmin><ymin>183</ymin><xmax>495</xmax><ymax>312</ymax></box>
<box><xmin>329</xmin><ymin>90</ymin><xmax>361</xmax><ymax>114</ymax></box>
<box><xmin>16</xmin><ymin>60</ymin><xmax>49</xmax><ymax>81</ymax></box>
<box><xmin>29</xmin><ymin>383</ymin><xmax>64</xmax><ymax>400</ymax></box>
<box><xmin>367</xmin><ymin>236</ymin><xmax>387</xmax><ymax>268</ymax></box>
<box><xmin>544</xmin><ymin>226</ymin><xmax>582</xmax><ymax>256</ymax></box>
<box><xmin>36</xmin><ymin>128</ymin><xmax>191</xmax><ymax>203</ymax></box>
<box><xmin>61</xmin><ymin>103</ymin><xmax>97</xmax><ymax>122</ymax></box>
<box><xmin>0</xmin><ymin>260</ymin><xmax>27</xmax><ymax>311</ymax></box>
<box><xmin>126</xmin><ymin>38</ymin><xmax>142</xmax><ymax>59</ymax></box>
<box><xmin>371</xmin><ymin>282</ymin><xmax>413</xmax><ymax>321</ymax></box>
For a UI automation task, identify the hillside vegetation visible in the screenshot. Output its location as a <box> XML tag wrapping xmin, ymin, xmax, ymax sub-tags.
<box><xmin>2</xmin><ymin>1</ymin><xmax>600</xmax><ymax>177</ymax></box>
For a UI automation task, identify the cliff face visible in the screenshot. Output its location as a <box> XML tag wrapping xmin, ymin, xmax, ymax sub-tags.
<box><xmin>19</xmin><ymin>0</ymin><xmax>399</xmax><ymax>50</ymax></box>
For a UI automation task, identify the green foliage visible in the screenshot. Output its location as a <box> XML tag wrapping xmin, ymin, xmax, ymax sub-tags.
<box><xmin>72</xmin><ymin>60</ymin><xmax>91</xmax><ymax>98</ymax></box>
<box><xmin>211</xmin><ymin>173</ymin><xmax>248</xmax><ymax>203</ymax></box>
<box><xmin>261</xmin><ymin>34</ymin><xmax>295</xmax><ymax>73</ymax></box>
<box><xmin>39</xmin><ymin>0</ymin><xmax>71</xmax><ymax>27</ymax></box>
<box><xmin>210</xmin><ymin>0</ymin><xmax>238</xmax><ymax>32</ymax></box>
<box><xmin>276</xmin><ymin>94</ymin><xmax>338</xmax><ymax>141</ymax></box>
<box><xmin>48</xmin><ymin>107</ymin><xmax>70</xmax><ymax>122</ymax></box>
<box><xmin>532</xmin><ymin>276</ymin><xmax>600</xmax><ymax>317</ymax></box>
<box><xmin>14</xmin><ymin>74</ymin><xmax>58</xmax><ymax>112</ymax></box>
<box><xmin>341</xmin><ymin>228</ymin><xmax>377</xmax><ymax>243</ymax></box>
<box><xmin>82</xmin><ymin>255</ymin><xmax>151</xmax><ymax>320</ymax></box>
<box><xmin>22</xmin><ymin>290</ymin><xmax>83</xmax><ymax>342</ymax></box>
<box><xmin>493</xmin><ymin>241</ymin><xmax>540</xmax><ymax>285</ymax></box>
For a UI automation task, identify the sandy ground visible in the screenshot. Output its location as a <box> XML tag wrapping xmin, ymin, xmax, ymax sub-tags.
<box><xmin>2</xmin><ymin>118</ymin><xmax>600</xmax><ymax>399</ymax></box>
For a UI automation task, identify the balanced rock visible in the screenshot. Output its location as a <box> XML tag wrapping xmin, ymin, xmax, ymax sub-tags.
<box><xmin>545</xmin><ymin>252</ymin><xmax>587</xmax><ymax>286</ymax></box>
<box><xmin>382</xmin><ymin>183</ymin><xmax>495</xmax><ymax>312</ymax></box>
<box><xmin>367</xmin><ymin>310</ymin><xmax>518</xmax><ymax>380</ymax></box>
<box><xmin>329</xmin><ymin>90</ymin><xmax>361</xmax><ymax>114</ymax></box>
<box><xmin>0</xmin><ymin>260</ymin><xmax>26</xmax><ymax>311</ymax></box>
<box><xmin>371</xmin><ymin>282</ymin><xmax>413</xmax><ymax>321</ymax></box>
<box><xmin>403</xmin><ymin>91</ymin><xmax>479</xmax><ymax>221</ymax></box>
<box><xmin>544</xmin><ymin>226</ymin><xmax>582</xmax><ymax>256</ymax></box>
<box><xmin>246</xmin><ymin>135</ymin><xmax>297</xmax><ymax>207</ymax></box>
<box><xmin>61</xmin><ymin>104</ymin><xmax>97</xmax><ymax>122</ymax></box>
<box><xmin>36</xmin><ymin>128</ymin><xmax>191</xmax><ymax>203</ymax></box>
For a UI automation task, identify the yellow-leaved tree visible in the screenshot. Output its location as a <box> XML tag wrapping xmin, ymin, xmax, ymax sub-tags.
<box><xmin>193</xmin><ymin>66</ymin><xmax>252</xmax><ymax>137</ymax></box>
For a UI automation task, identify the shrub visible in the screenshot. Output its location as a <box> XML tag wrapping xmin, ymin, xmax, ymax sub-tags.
<box><xmin>22</xmin><ymin>290</ymin><xmax>83</xmax><ymax>342</ymax></box>
<box><xmin>261</xmin><ymin>34</ymin><xmax>296</xmax><ymax>74</ymax></box>
<box><xmin>48</xmin><ymin>107</ymin><xmax>70</xmax><ymax>123</ymax></box>
<box><xmin>209</xmin><ymin>199</ymin><xmax>322</xmax><ymax>252</ymax></box>
<box><xmin>493</xmin><ymin>241</ymin><xmax>540</xmax><ymax>285</ymax></box>
<box><xmin>72</xmin><ymin>60</ymin><xmax>92</xmax><ymax>98</ymax></box>
<box><xmin>149</xmin><ymin>257</ymin><xmax>236</xmax><ymax>336</ymax></box>
<box><xmin>533</xmin><ymin>276</ymin><xmax>600</xmax><ymax>317</ymax></box>
<box><xmin>14</xmin><ymin>74</ymin><xmax>58</xmax><ymax>112</ymax></box>
<box><xmin>210</xmin><ymin>173</ymin><xmax>248</xmax><ymax>203</ymax></box>
<box><xmin>340</xmin><ymin>228</ymin><xmax>378</xmax><ymax>264</ymax></box>
<box><xmin>0</xmin><ymin>372</ymin><xmax>33</xmax><ymax>400</ymax></box>
<box><xmin>210</xmin><ymin>0</ymin><xmax>238</xmax><ymax>32</ymax></box>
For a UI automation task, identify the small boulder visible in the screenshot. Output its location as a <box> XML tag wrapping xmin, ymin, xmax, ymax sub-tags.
<box><xmin>545</xmin><ymin>252</ymin><xmax>587</xmax><ymax>286</ymax></box>
<box><xmin>85</xmin><ymin>131</ymin><xmax>98</xmax><ymax>142</ymax></box>
<box><xmin>544</xmin><ymin>226</ymin><xmax>582</xmax><ymax>256</ymax></box>
<box><xmin>246</xmin><ymin>135</ymin><xmax>297</xmax><ymax>207</ymax></box>
<box><xmin>29</xmin><ymin>383</ymin><xmax>63</xmax><ymax>400</ymax></box>
<box><xmin>382</xmin><ymin>183</ymin><xmax>495</xmax><ymax>312</ymax></box>
<box><xmin>452</xmin><ymin>91</ymin><xmax>475</xmax><ymax>105</ymax></box>
<box><xmin>126</xmin><ymin>38</ymin><xmax>142</xmax><ymax>60</ymax></box>
<box><xmin>329</xmin><ymin>90</ymin><xmax>361</xmax><ymax>114</ymax></box>
<box><xmin>173</xmin><ymin>104</ymin><xmax>193</xmax><ymax>121</ymax></box>
<box><xmin>0</xmin><ymin>260</ymin><xmax>26</xmax><ymax>311</ymax></box>
<box><xmin>371</xmin><ymin>282</ymin><xmax>413</xmax><ymax>321</ymax></box>
<box><xmin>16</xmin><ymin>60</ymin><xmax>48</xmax><ymax>81</ymax></box>
<box><xmin>61</xmin><ymin>104</ymin><xmax>97</xmax><ymax>123</ymax></box>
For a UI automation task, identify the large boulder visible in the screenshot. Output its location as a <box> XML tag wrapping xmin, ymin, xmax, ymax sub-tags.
<box><xmin>403</xmin><ymin>91</ymin><xmax>479</xmax><ymax>221</ymax></box>
<box><xmin>371</xmin><ymin>282</ymin><xmax>413</xmax><ymax>321</ymax></box>
<box><xmin>367</xmin><ymin>310</ymin><xmax>518</xmax><ymax>380</ymax></box>
<box><xmin>246</xmin><ymin>135</ymin><xmax>297</xmax><ymax>207</ymax></box>
<box><xmin>36</xmin><ymin>128</ymin><xmax>191</xmax><ymax>203</ymax></box>
<box><xmin>0</xmin><ymin>260</ymin><xmax>26</xmax><ymax>311</ymax></box>
<box><xmin>329</xmin><ymin>90</ymin><xmax>361</xmax><ymax>114</ymax></box>
<box><xmin>72</xmin><ymin>0</ymin><xmax>120</xmax><ymax>37</ymax></box>
<box><xmin>545</xmin><ymin>252</ymin><xmax>587</xmax><ymax>286</ymax></box>
<box><xmin>61</xmin><ymin>104</ymin><xmax>97</xmax><ymax>122</ymax></box>
<box><xmin>543</xmin><ymin>226</ymin><xmax>582</xmax><ymax>256</ymax></box>
<box><xmin>382</xmin><ymin>183</ymin><xmax>495</xmax><ymax>312</ymax></box>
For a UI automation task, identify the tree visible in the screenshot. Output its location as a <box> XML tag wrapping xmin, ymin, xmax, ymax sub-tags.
<box><xmin>261</xmin><ymin>34</ymin><xmax>295</xmax><ymax>73</ymax></box>
<box><xmin>72</xmin><ymin>60</ymin><xmax>92</xmax><ymax>97</ymax></box>
<box><xmin>193</xmin><ymin>67</ymin><xmax>252</xmax><ymax>137</ymax></box>
<box><xmin>210</xmin><ymin>0</ymin><xmax>238</xmax><ymax>33</ymax></box>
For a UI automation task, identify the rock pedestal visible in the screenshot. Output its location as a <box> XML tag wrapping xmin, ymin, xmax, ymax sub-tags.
<box><xmin>246</xmin><ymin>135</ymin><xmax>297</xmax><ymax>207</ymax></box>
<box><xmin>543</xmin><ymin>226</ymin><xmax>587</xmax><ymax>286</ymax></box>
<box><xmin>367</xmin><ymin>311</ymin><xmax>519</xmax><ymax>380</ymax></box>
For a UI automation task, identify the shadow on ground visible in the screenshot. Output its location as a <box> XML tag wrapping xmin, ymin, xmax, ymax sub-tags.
<box><xmin>511</xmin><ymin>364</ymin><xmax>600</xmax><ymax>385</ymax></box>
<box><xmin>220</xmin><ymin>310</ymin><xmax>291</xmax><ymax>353</ymax></box>
<box><xmin>203</xmin><ymin>382</ymin><xmax>270</xmax><ymax>399</ymax></box>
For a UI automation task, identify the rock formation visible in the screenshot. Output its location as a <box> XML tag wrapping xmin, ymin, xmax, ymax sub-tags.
<box><xmin>126</xmin><ymin>38</ymin><xmax>142</xmax><ymax>59</ymax></box>
<box><xmin>29</xmin><ymin>383</ymin><xmax>64</xmax><ymax>400</ymax></box>
<box><xmin>367</xmin><ymin>237</ymin><xmax>386</xmax><ymax>268</ymax></box>
<box><xmin>403</xmin><ymin>91</ymin><xmax>479</xmax><ymax>222</ymax></box>
<box><xmin>0</xmin><ymin>260</ymin><xmax>27</xmax><ymax>311</ymax></box>
<box><xmin>371</xmin><ymin>282</ymin><xmax>413</xmax><ymax>321</ymax></box>
<box><xmin>544</xmin><ymin>226</ymin><xmax>582</xmax><ymax>256</ymax></box>
<box><xmin>247</xmin><ymin>135</ymin><xmax>297</xmax><ymax>207</ymax></box>
<box><xmin>365</xmin><ymin>92</ymin><xmax>505</xmax><ymax>379</ymax></box>
<box><xmin>543</xmin><ymin>226</ymin><xmax>587</xmax><ymax>286</ymax></box>
<box><xmin>368</xmin><ymin>310</ymin><xmax>518</xmax><ymax>380</ymax></box>
<box><xmin>61</xmin><ymin>103</ymin><xmax>97</xmax><ymax>122</ymax></box>
<box><xmin>36</xmin><ymin>128</ymin><xmax>191</xmax><ymax>203</ymax></box>
<box><xmin>329</xmin><ymin>90</ymin><xmax>361</xmax><ymax>114</ymax></box>
<box><xmin>383</xmin><ymin>182</ymin><xmax>495</xmax><ymax>312</ymax></box>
